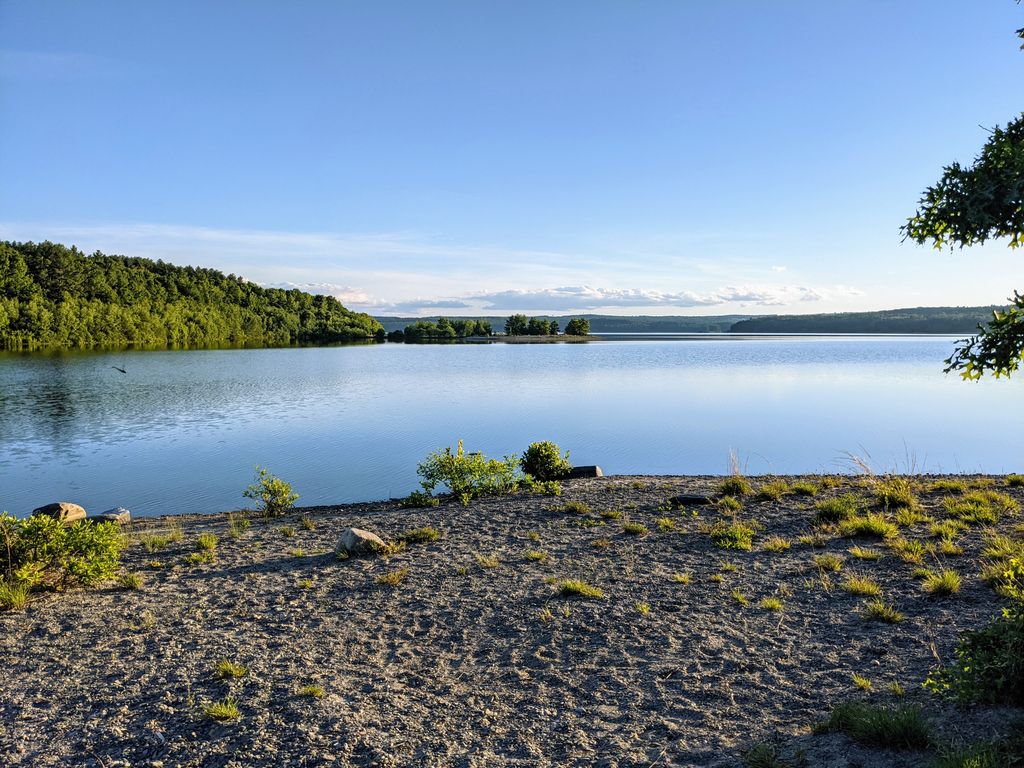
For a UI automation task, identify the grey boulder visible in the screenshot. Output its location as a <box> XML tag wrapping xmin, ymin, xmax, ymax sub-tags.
<box><xmin>31</xmin><ymin>502</ymin><xmax>87</xmax><ymax>524</ymax></box>
<box><xmin>90</xmin><ymin>507</ymin><xmax>132</xmax><ymax>524</ymax></box>
<box><xmin>336</xmin><ymin>527</ymin><xmax>387</xmax><ymax>557</ymax></box>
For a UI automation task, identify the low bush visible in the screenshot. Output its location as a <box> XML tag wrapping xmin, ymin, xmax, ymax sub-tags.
<box><xmin>817</xmin><ymin>702</ymin><xmax>932</xmax><ymax>749</ymax></box>
<box><xmin>944</xmin><ymin>490</ymin><xmax>1019</xmax><ymax>525</ymax></box>
<box><xmin>755</xmin><ymin>479</ymin><xmax>790</xmax><ymax>502</ymax></box>
<box><xmin>0</xmin><ymin>513</ymin><xmax>125</xmax><ymax>603</ymax></box>
<box><xmin>710</xmin><ymin>519</ymin><xmax>757</xmax><ymax>550</ymax></box>
<box><xmin>520</xmin><ymin>441</ymin><xmax>572</xmax><ymax>481</ymax></box>
<box><xmin>814</xmin><ymin>494</ymin><xmax>861</xmax><ymax>523</ymax></box>
<box><xmin>243</xmin><ymin>466</ymin><xmax>299</xmax><ymax>516</ymax></box>
<box><xmin>417</xmin><ymin>440</ymin><xmax>520</xmax><ymax>506</ymax></box>
<box><xmin>874</xmin><ymin>476</ymin><xmax>919</xmax><ymax>510</ymax></box>
<box><xmin>838</xmin><ymin>513</ymin><xmax>898</xmax><ymax>539</ymax></box>
<box><xmin>718</xmin><ymin>476</ymin><xmax>752</xmax><ymax>497</ymax></box>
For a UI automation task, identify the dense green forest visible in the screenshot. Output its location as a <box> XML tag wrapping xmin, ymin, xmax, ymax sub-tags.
<box><xmin>397</xmin><ymin>317</ymin><xmax>494</xmax><ymax>342</ymax></box>
<box><xmin>0</xmin><ymin>241</ymin><xmax>384</xmax><ymax>350</ymax></box>
<box><xmin>729</xmin><ymin>306</ymin><xmax>1004</xmax><ymax>334</ymax></box>
<box><xmin>376</xmin><ymin>314</ymin><xmax>747</xmax><ymax>334</ymax></box>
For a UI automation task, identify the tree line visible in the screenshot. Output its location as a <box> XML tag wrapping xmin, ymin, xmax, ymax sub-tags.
<box><xmin>729</xmin><ymin>306</ymin><xmax>1004</xmax><ymax>335</ymax></box>
<box><xmin>0</xmin><ymin>241</ymin><xmax>384</xmax><ymax>350</ymax></box>
<box><xmin>391</xmin><ymin>314</ymin><xmax>591</xmax><ymax>342</ymax></box>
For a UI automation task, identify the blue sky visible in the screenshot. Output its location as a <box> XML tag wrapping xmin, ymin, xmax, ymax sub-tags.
<box><xmin>1</xmin><ymin>1</ymin><xmax>1022</xmax><ymax>316</ymax></box>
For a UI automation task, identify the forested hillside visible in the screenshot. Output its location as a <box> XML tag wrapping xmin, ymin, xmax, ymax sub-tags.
<box><xmin>729</xmin><ymin>306</ymin><xmax>1003</xmax><ymax>334</ymax></box>
<box><xmin>0</xmin><ymin>241</ymin><xmax>383</xmax><ymax>349</ymax></box>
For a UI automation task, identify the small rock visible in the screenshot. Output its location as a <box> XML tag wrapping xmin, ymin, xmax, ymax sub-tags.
<box><xmin>566</xmin><ymin>465</ymin><xmax>603</xmax><ymax>479</ymax></box>
<box><xmin>31</xmin><ymin>502</ymin><xmax>86</xmax><ymax>524</ymax></box>
<box><xmin>336</xmin><ymin>527</ymin><xmax>388</xmax><ymax>557</ymax></box>
<box><xmin>89</xmin><ymin>507</ymin><xmax>132</xmax><ymax>524</ymax></box>
<box><xmin>668</xmin><ymin>494</ymin><xmax>713</xmax><ymax>507</ymax></box>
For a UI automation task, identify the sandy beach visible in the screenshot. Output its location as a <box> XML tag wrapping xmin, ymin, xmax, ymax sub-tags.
<box><xmin>2</xmin><ymin>475</ymin><xmax>1022</xmax><ymax>768</ymax></box>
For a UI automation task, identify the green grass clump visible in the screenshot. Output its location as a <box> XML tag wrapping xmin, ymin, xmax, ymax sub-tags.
<box><xmin>600</xmin><ymin>509</ymin><xmax>622</xmax><ymax>520</ymax></box>
<box><xmin>297</xmin><ymin>684</ymin><xmax>324</xmax><ymax>699</ymax></box>
<box><xmin>196</xmin><ymin>533</ymin><xmax>218</xmax><ymax>552</ymax></box>
<box><xmin>937</xmin><ymin>538</ymin><xmax>964</xmax><ymax>556</ymax></box>
<box><xmin>560</xmin><ymin>501</ymin><xmax>591</xmax><ymax>515</ymax></box>
<box><xmin>889</xmin><ymin>537</ymin><xmax>927</xmax><ymax>564</ymax></box>
<box><xmin>185</xmin><ymin>551</ymin><xmax>215</xmax><ymax>565</ymax></box>
<box><xmin>814</xmin><ymin>494</ymin><xmax>861</xmax><ymax>523</ymax></box>
<box><xmin>655</xmin><ymin>517</ymin><xmax>676</xmax><ymax>532</ymax></box>
<box><xmin>730</xmin><ymin>588</ymin><xmax>749</xmax><ymax>606</ymax></box>
<box><xmin>813</xmin><ymin>553</ymin><xmax>844</xmax><ymax>572</ymax></box>
<box><xmin>790</xmin><ymin>481</ymin><xmax>819</xmax><ymax>496</ymax></box>
<box><xmin>227</xmin><ymin>513</ymin><xmax>250</xmax><ymax>538</ymax></box>
<box><xmin>797</xmin><ymin>532</ymin><xmax>829</xmax><ymax>548</ymax></box>
<box><xmin>214</xmin><ymin>660</ymin><xmax>248</xmax><ymax>679</ymax></box>
<box><xmin>118</xmin><ymin>572</ymin><xmax>143</xmax><ymax>590</ymax></box>
<box><xmin>376</xmin><ymin>568</ymin><xmax>410</xmax><ymax>587</ymax></box>
<box><xmin>710</xmin><ymin>519</ymin><xmax>757</xmax><ymax>551</ymax></box>
<box><xmin>762</xmin><ymin>536</ymin><xmax>791</xmax><ymax>553</ymax></box>
<box><xmin>927</xmin><ymin>478</ymin><xmax>969</xmax><ymax>495</ymax></box>
<box><xmin>474</xmin><ymin>553</ymin><xmax>499</xmax><ymax>569</ymax></box>
<box><xmin>0</xmin><ymin>580</ymin><xmax>30</xmax><ymax>611</ymax></box>
<box><xmin>280</xmin><ymin>526</ymin><xmax>296</xmax><ymax>538</ymax></box>
<box><xmin>945</xmin><ymin>491</ymin><xmax>1020</xmax><ymax>525</ymax></box>
<box><xmin>717</xmin><ymin>495</ymin><xmax>743</xmax><ymax>512</ymax></box>
<box><xmin>203</xmin><ymin>697</ymin><xmax>241</xmax><ymax>722</ymax></box>
<box><xmin>1005</xmin><ymin>474</ymin><xmax>1024</xmax><ymax>488</ymax></box>
<box><xmin>874</xmin><ymin>476</ymin><xmax>919</xmax><ymax>510</ymax></box>
<box><xmin>524</xmin><ymin>549</ymin><xmax>549</xmax><ymax>563</ymax></box>
<box><xmin>838</xmin><ymin>513</ymin><xmax>898</xmax><ymax>539</ymax></box>
<box><xmin>558</xmin><ymin>579</ymin><xmax>603</xmax><ymax>599</ymax></box>
<box><xmin>842</xmin><ymin>575</ymin><xmax>882</xmax><ymax>596</ymax></box>
<box><xmin>760</xmin><ymin>596</ymin><xmax>784</xmax><ymax>612</ymax></box>
<box><xmin>622</xmin><ymin>521</ymin><xmax>648</xmax><ymax>536</ymax></box>
<box><xmin>672</xmin><ymin>572</ymin><xmax>691</xmax><ymax>584</ymax></box>
<box><xmin>818</xmin><ymin>701</ymin><xmax>931</xmax><ymax>749</ymax></box>
<box><xmin>862</xmin><ymin>599</ymin><xmax>903</xmax><ymax>623</ymax></box>
<box><xmin>930</xmin><ymin>519</ymin><xmax>967</xmax><ymax>539</ymax></box>
<box><xmin>635</xmin><ymin>601</ymin><xmax>651</xmax><ymax>615</ymax></box>
<box><xmin>718</xmin><ymin>476</ymin><xmax>752</xmax><ymax>497</ymax></box>
<box><xmin>399</xmin><ymin>526</ymin><xmax>441</xmax><ymax>545</ymax></box>
<box><xmin>848</xmin><ymin>545</ymin><xmax>881</xmax><ymax>561</ymax></box>
<box><xmin>851</xmin><ymin>672</ymin><xmax>873</xmax><ymax>691</ymax></box>
<box><xmin>742</xmin><ymin>742</ymin><xmax>800</xmax><ymax>768</ymax></box>
<box><xmin>756</xmin><ymin>479</ymin><xmax>790</xmax><ymax>502</ymax></box>
<box><xmin>922</xmin><ymin>569</ymin><xmax>961</xmax><ymax>596</ymax></box>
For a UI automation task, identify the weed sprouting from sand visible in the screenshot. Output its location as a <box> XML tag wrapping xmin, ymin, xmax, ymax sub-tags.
<box><xmin>592</xmin><ymin>538</ymin><xmax>611</xmax><ymax>549</ymax></box>
<box><xmin>742</xmin><ymin>741</ymin><xmax>795</xmax><ymax>768</ymax></box>
<box><xmin>474</xmin><ymin>553</ymin><xmax>500</xmax><ymax>569</ymax></box>
<box><xmin>300</xmin><ymin>516</ymin><xmax>315</xmax><ymax>531</ymax></box>
<box><xmin>399</xmin><ymin>526</ymin><xmax>441</xmax><ymax>545</ymax></box>
<box><xmin>203</xmin><ymin>696</ymin><xmax>241</xmax><ymax>722</ymax></box>
<box><xmin>762</xmin><ymin>536</ymin><xmax>791</xmax><ymax>553</ymax></box>
<box><xmin>244</xmin><ymin>466</ymin><xmax>299</xmax><ymax>516</ymax></box>
<box><xmin>298</xmin><ymin>578</ymin><xmax>314</xmax><ymax>589</ymax></box>
<box><xmin>944</xmin><ymin>491</ymin><xmax>1019</xmax><ymax>525</ymax></box>
<box><xmin>851</xmin><ymin>672</ymin><xmax>873</xmax><ymax>691</ymax></box>
<box><xmin>118</xmin><ymin>572</ymin><xmax>143</xmax><ymax>590</ymax></box>
<box><xmin>185</xmin><ymin>551</ymin><xmax>215</xmax><ymax>565</ymax></box>
<box><xmin>719</xmin><ymin>561</ymin><xmax>738</xmax><ymax>573</ymax></box>
<box><xmin>196</xmin><ymin>533</ymin><xmax>218</xmax><ymax>552</ymax></box>
<box><xmin>862</xmin><ymin>599</ymin><xmax>904</xmax><ymax>623</ymax></box>
<box><xmin>760</xmin><ymin>596</ymin><xmax>783</xmax><ymax>612</ymax></box>
<box><xmin>709</xmin><ymin>573</ymin><xmax>725</xmax><ymax>584</ymax></box>
<box><xmin>842</xmin><ymin>575</ymin><xmax>882</xmax><ymax>596</ymax></box>
<box><xmin>894</xmin><ymin>506</ymin><xmax>932</xmax><ymax>527</ymax></box>
<box><xmin>214</xmin><ymin>661</ymin><xmax>248</xmax><ymax>679</ymax></box>
<box><xmin>377</xmin><ymin>568</ymin><xmax>410</xmax><ymax>587</ymax></box>
<box><xmin>717</xmin><ymin>495</ymin><xmax>743</xmax><ymax>513</ymax></box>
<box><xmin>817</xmin><ymin>702</ymin><xmax>931</xmax><ymax>749</ymax></box>
<box><xmin>600</xmin><ymin>510</ymin><xmax>623</xmax><ymax>520</ymax></box>
<box><xmin>813</xmin><ymin>553</ymin><xmax>843</xmax><ymax>572</ymax></box>
<box><xmin>889</xmin><ymin>537</ymin><xmax>927</xmax><ymax>564</ymax></box>
<box><xmin>527</xmin><ymin>531</ymin><xmax>541</xmax><ymax>542</ymax></box>
<box><xmin>718</xmin><ymin>476</ymin><xmax>752</xmax><ymax>497</ymax></box>
<box><xmin>927</xmin><ymin>479</ymin><xmax>968</xmax><ymax>495</ymax></box>
<box><xmin>937</xmin><ymin>538</ymin><xmax>964</xmax><ymax>556</ymax></box>
<box><xmin>560</xmin><ymin>501</ymin><xmax>591</xmax><ymax>515</ymax></box>
<box><xmin>710</xmin><ymin>519</ymin><xmax>756</xmax><ymax>550</ymax></box>
<box><xmin>635</xmin><ymin>601</ymin><xmax>651</xmax><ymax>615</ymax></box>
<box><xmin>0</xmin><ymin>580</ymin><xmax>29</xmax><ymax>611</ymax></box>
<box><xmin>227</xmin><ymin>513</ymin><xmax>250</xmax><ymax>538</ymax></box>
<box><xmin>756</xmin><ymin>479</ymin><xmax>790</xmax><ymax>502</ymax></box>
<box><xmin>297</xmin><ymin>684</ymin><xmax>324</xmax><ymax>699</ymax></box>
<box><xmin>291</xmin><ymin>548</ymin><xmax>306</xmax><ymax>558</ymax></box>
<box><xmin>814</xmin><ymin>494</ymin><xmax>861</xmax><ymax>524</ymax></box>
<box><xmin>622</xmin><ymin>521</ymin><xmax>648</xmax><ymax>536</ymax></box>
<box><xmin>797</xmin><ymin>532</ymin><xmax>829</xmax><ymax>548</ymax></box>
<box><xmin>889</xmin><ymin>681</ymin><xmax>905</xmax><ymax>697</ymax></box>
<box><xmin>655</xmin><ymin>517</ymin><xmax>676</xmax><ymax>532</ymax></box>
<box><xmin>922</xmin><ymin>569</ymin><xmax>962</xmax><ymax>596</ymax></box>
<box><xmin>930</xmin><ymin>519</ymin><xmax>967</xmax><ymax>539</ymax></box>
<box><xmin>790</xmin><ymin>481</ymin><xmax>819</xmax><ymax>496</ymax></box>
<box><xmin>672</xmin><ymin>572</ymin><xmax>691</xmax><ymax>585</ymax></box>
<box><xmin>848</xmin><ymin>545</ymin><xmax>881</xmax><ymax>561</ymax></box>
<box><xmin>874</xmin><ymin>476</ymin><xmax>919</xmax><ymax>510</ymax></box>
<box><xmin>730</xmin><ymin>588</ymin><xmax>749</xmax><ymax>606</ymax></box>
<box><xmin>280</xmin><ymin>526</ymin><xmax>296</xmax><ymax>538</ymax></box>
<box><xmin>524</xmin><ymin>550</ymin><xmax>550</xmax><ymax>563</ymax></box>
<box><xmin>838</xmin><ymin>514</ymin><xmax>898</xmax><ymax>539</ymax></box>
<box><xmin>1007</xmin><ymin>474</ymin><xmax>1024</xmax><ymax>487</ymax></box>
<box><xmin>558</xmin><ymin>579</ymin><xmax>603</xmax><ymax>599</ymax></box>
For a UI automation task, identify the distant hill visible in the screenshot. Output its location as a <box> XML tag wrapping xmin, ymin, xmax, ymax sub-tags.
<box><xmin>0</xmin><ymin>241</ymin><xmax>383</xmax><ymax>350</ymax></box>
<box><xmin>729</xmin><ymin>306</ymin><xmax>1002</xmax><ymax>334</ymax></box>
<box><xmin>375</xmin><ymin>314</ymin><xmax>748</xmax><ymax>334</ymax></box>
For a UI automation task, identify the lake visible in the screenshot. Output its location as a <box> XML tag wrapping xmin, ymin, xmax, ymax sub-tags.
<box><xmin>1</xmin><ymin>336</ymin><xmax>1021</xmax><ymax>518</ymax></box>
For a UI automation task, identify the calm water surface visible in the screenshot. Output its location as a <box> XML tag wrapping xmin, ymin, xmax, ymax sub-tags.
<box><xmin>1</xmin><ymin>337</ymin><xmax>1021</xmax><ymax>517</ymax></box>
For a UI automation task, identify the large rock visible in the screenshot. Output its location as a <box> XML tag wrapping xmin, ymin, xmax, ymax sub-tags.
<box><xmin>89</xmin><ymin>507</ymin><xmax>132</xmax><ymax>524</ymax></box>
<box><xmin>336</xmin><ymin>527</ymin><xmax>388</xmax><ymax>557</ymax></box>
<box><xmin>566</xmin><ymin>465</ymin><xmax>603</xmax><ymax>479</ymax></box>
<box><xmin>669</xmin><ymin>494</ymin><xmax>713</xmax><ymax>507</ymax></box>
<box><xmin>31</xmin><ymin>502</ymin><xmax>86</xmax><ymax>524</ymax></box>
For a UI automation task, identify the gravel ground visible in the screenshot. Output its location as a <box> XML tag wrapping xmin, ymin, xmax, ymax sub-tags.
<box><xmin>1</xmin><ymin>475</ymin><xmax>1022</xmax><ymax>768</ymax></box>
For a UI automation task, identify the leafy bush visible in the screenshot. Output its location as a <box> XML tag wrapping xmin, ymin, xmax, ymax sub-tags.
<box><xmin>243</xmin><ymin>466</ymin><xmax>299</xmax><ymax>516</ymax></box>
<box><xmin>926</xmin><ymin>602</ymin><xmax>1024</xmax><ymax>705</ymax></box>
<box><xmin>416</xmin><ymin>440</ymin><xmax>520</xmax><ymax>506</ymax></box>
<box><xmin>520</xmin><ymin>441</ymin><xmax>572</xmax><ymax>481</ymax></box>
<box><xmin>0</xmin><ymin>512</ymin><xmax>125</xmax><ymax>602</ymax></box>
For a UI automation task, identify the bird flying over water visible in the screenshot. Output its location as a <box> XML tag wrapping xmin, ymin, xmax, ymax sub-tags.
<box><xmin>111</xmin><ymin>366</ymin><xmax>127</xmax><ymax>374</ymax></box>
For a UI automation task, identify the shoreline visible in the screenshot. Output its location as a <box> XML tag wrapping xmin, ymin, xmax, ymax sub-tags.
<box><xmin>3</xmin><ymin>473</ymin><xmax>1022</xmax><ymax>767</ymax></box>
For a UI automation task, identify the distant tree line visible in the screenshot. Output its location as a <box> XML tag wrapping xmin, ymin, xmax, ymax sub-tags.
<box><xmin>393</xmin><ymin>317</ymin><xmax>494</xmax><ymax>342</ymax></box>
<box><xmin>729</xmin><ymin>307</ymin><xmax>1004</xmax><ymax>335</ymax></box>
<box><xmin>504</xmin><ymin>314</ymin><xmax>589</xmax><ymax>336</ymax></box>
<box><xmin>0</xmin><ymin>241</ymin><xmax>384</xmax><ymax>350</ymax></box>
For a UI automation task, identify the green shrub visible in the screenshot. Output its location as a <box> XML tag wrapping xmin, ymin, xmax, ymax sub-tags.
<box><xmin>790</xmin><ymin>482</ymin><xmax>819</xmax><ymax>496</ymax></box>
<box><xmin>243</xmin><ymin>466</ymin><xmax>299</xmax><ymax>516</ymax></box>
<box><xmin>944</xmin><ymin>490</ymin><xmax>1019</xmax><ymax>525</ymax></box>
<box><xmin>520</xmin><ymin>441</ymin><xmax>572</xmax><ymax>481</ymax></box>
<box><xmin>926</xmin><ymin>604</ymin><xmax>1024</xmax><ymax>705</ymax></box>
<box><xmin>417</xmin><ymin>440</ymin><xmax>520</xmax><ymax>506</ymax></box>
<box><xmin>1006</xmin><ymin>474</ymin><xmax>1024</xmax><ymax>488</ymax></box>
<box><xmin>558</xmin><ymin>579</ymin><xmax>603</xmax><ymax>598</ymax></box>
<box><xmin>838</xmin><ymin>513</ymin><xmax>898</xmax><ymax>539</ymax></box>
<box><xmin>818</xmin><ymin>702</ymin><xmax>932</xmax><ymax>749</ymax></box>
<box><xmin>922</xmin><ymin>569</ymin><xmax>962</xmax><ymax>596</ymax></box>
<box><xmin>398</xmin><ymin>526</ymin><xmax>441</xmax><ymax>545</ymax></box>
<box><xmin>874</xmin><ymin>476</ymin><xmax>919</xmax><ymax>510</ymax></box>
<box><xmin>0</xmin><ymin>579</ymin><xmax>29</xmax><ymax>611</ymax></box>
<box><xmin>755</xmin><ymin>479</ymin><xmax>790</xmax><ymax>502</ymax></box>
<box><xmin>0</xmin><ymin>512</ymin><xmax>125</xmax><ymax>598</ymax></box>
<box><xmin>399</xmin><ymin>490</ymin><xmax>440</xmax><ymax>508</ymax></box>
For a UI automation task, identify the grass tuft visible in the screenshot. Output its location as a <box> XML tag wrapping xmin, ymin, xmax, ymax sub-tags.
<box><xmin>922</xmin><ymin>569</ymin><xmax>962</xmax><ymax>596</ymax></box>
<box><xmin>622</xmin><ymin>521</ymin><xmax>648</xmax><ymax>536</ymax></box>
<box><xmin>558</xmin><ymin>579</ymin><xmax>603</xmax><ymax>599</ymax></box>
<box><xmin>203</xmin><ymin>697</ymin><xmax>241</xmax><ymax>722</ymax></box>
<box><xmin>848</xmin><ymin>545</ymin><xmax>881</xmax><ymax>561</ymax></box>
<box><xmin>710</xmin><ymin>519</ymin><xmax>757</xmax><ymax>550</ymax></box>
<box><xmin>718</xmin><ymin>476</ymin><xmax>752</xmax><ymax>497</ymax></box>
<box><xmin>862</xmin><ymin>599</ymin><xmax>903</xmax><ymax>623</ymax></box>
<box><xmin>762</xmin><ymin>536</ymin><xmax>792</xmax><ymax>553</ymax></box>
<box><xmin>376</xmin><ymin>568</ymin><xmax>410</xmax><ymax>587</ymax></box>
<box><xmin>760</xmin><ymin>596</ymin><xmax>783</xmax><ymax>612</ymax></box>
<box><xmin>297</xmin><ymin>684</ymin><xmax>324</xmax><ymax>699</ymax></box>
<box><xmin>214</xmin><ymin>660</ymin><xmax>248</xmax><ymax>679</ymax></box>
<box><xmin>839</xmin><ymin>513</ymin><xmax>898</xmax><ymax>539</ymax></box>
<box><xmin>118</xmin><ymin>572</ymin><xmax>143</xmax><ymax>590</ymax></box>
<box><xmin>0</xmin><ymin>580</ymin><xmax>30</xmax><ymax>611</ymax></box>
<box><xmin>842</xmin><ymin>575</ymin><xmax>882</xmax><ymax>596</ymax></box>
<box><xmin>813</xmin><ymin>553</ymin><xmax>843</xmax><ymax>572</ymax></box>
<box><xmin>196</xmin><ymin>532</ymin><xmax>218</xmax><ymax>552</ymax></box>
<box><xmin>399</xmin><ymin>526</ymin><xmax>441</xmax><ymax>545</ymax></box>
<box><xmin>814</xmin><ymin>494</ymin><xmax>861</xmax><ymax>523</ymax></box>
<box><xmin>818</xmin><ymin>701</ymin><xmax>931</xmax><ymax>749</ymax></box>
